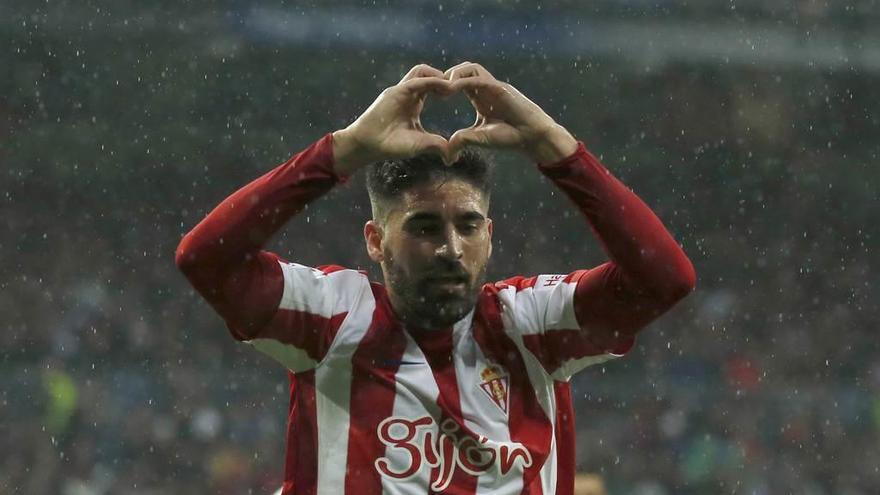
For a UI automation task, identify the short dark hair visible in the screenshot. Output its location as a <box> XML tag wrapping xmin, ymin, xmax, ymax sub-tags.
<box><xmin>365</xmin><ymin>148</ymin><xmax>495</xmax><ymax>223</ymax></box>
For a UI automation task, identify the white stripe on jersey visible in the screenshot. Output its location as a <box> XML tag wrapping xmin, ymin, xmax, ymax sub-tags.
<box><xmin>450</xmin><ymin>314</ymin><xmax>525</xmax><ymax>495</ymax></box>
<box><xmin>278</xmin><ymin>262</ymin><xmax>368</xmax><ymax>317</ymax></box>
<box><xmin>248</xmin><ymin>338</ymin><xmax>318</xmax><ymax>372</ymax></box>
<box><xmin>498</xmin><ymin>274</ymin><xmax>623</xmax><ymax>381</ymax></box>
<box><xmin>315</xmin><ymin>278</ymin><xmax>376</xmax><ymax>495</ymax></box>
<box><xmin>495</xmin><ymin>274</ymin><xmax>580</xmax><ymax>335</ymax></box>
<box><xmin>381</xmin><ymin>333</ymin><xmax>440</xmax><ymax>495</ymax></box>
<box><xmin>246</xmin><ymin>263</ymin><xmax>371</xmax><ymax>372</ymax></box>
<box><xmin>555</xmin><ymin>352</ymin><xmax>624</xmax><ymax>379</ymax></box>
<box><xmin>514</xmin><ymin>337</ymin><xmax>558</xmax><ymax>494</ymax></box>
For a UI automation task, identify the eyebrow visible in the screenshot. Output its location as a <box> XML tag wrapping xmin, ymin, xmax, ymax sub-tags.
<box><xmin>403</xmin><ymin>211</ymin><xmax>486</xmax><ymax>224</ymax></box>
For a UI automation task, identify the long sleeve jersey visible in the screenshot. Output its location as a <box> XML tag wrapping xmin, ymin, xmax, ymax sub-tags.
<box><xmin>175</xmin><ymin>132</ymin><xmax>696</xmax><ymax>495</ymax></box>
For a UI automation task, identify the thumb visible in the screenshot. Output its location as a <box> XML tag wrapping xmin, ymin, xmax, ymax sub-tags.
<box><xmin>451</xmin><ymin>122</ymin><xmax>521</xmax><ymax>157</ymax></box>
<box><xmin>413</xmin><ymin>131</ymin><xmax>451</xmax><ymax>163</ymax></box>
<box><xmin>448</xmin><ymin>127</ymin><xmax>486</xmax><ymax>165</ymax></box>
<box><xmin>447</xmin><ymin>126</ymin><xmax>490</xmax><ymax>165</ymax></box>
<box><xmin>449</xmin><ymin>126</ymin><xmax>488</xmax><ymax>150</ymax></box>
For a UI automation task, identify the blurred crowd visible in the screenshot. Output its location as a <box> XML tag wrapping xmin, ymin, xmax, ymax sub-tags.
<box><xmin>2</xmin><ymin>6</ymin><xmax>878</xmax><ymax>493</ymax></box>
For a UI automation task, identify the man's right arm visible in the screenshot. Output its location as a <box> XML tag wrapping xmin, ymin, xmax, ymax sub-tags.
<box><xmin>175</xmin><ymin>63</ymin><xmax>456</xmax><ymax>342</ymax></box>
<box><xmin>174</xmin><ymin>132</ymin><xmax>347</xmax><ymax>340</ymax></box>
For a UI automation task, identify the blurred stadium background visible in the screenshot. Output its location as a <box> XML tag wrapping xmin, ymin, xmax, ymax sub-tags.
<box><xmin>2</xmin><ymin>0</ymin><xmax>877</xmax><ymax>493</ymax></box>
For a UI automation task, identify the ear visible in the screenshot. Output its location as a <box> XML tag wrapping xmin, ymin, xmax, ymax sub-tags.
<box><xmin>486</xmin><ymin>218</ymin><xmax>493</xmax><ymax>258</ymax></box>
<box><xmin>364</xmin><ymin>220</ymin><xmax>385</xmax><ymax>262</ymax></box>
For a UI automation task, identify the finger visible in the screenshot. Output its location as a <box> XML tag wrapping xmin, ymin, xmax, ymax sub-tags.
<box><xmin>449</xmin><ymin>77</ymin><xmax>506</xmax><ymax>104</ymax></box>
<box><xmin>400</xmin><ymin>63</ymin><xmax>445</xmax><ymax>83</ymax></box>
<box><xmin>412</xmin><ymin>131</ymin><xmax>451</xmax><ymax>163</ymax></box>
<box><xmin>449</xmin><ymin>122</ymin><xmax>519</xmax><ymax>152</ymax></box>
<box><xmin>448</xmin><ymin>126</ymin><xmax>492</xmax><ymax>164</ymax></box>
<box><xmin>449</xmin><ymin>127</ymin><xmax>488</xmax><ymax>152</ymax></box>
<box><xmin>398</xmin><ymin>76</ymin><xmax>454</xmax><ymax>96</ymax></box>
<box><xmin>446</xmin><ymin>62</ymin><xmax>495</xmax><ymax>83</ymax></box>
<box><xmin>448</xmin><ymin>76</ymin><xmax>502</xmax><ymax>94</ymax></box>
<box><xmin>442</xmin><ymin>61</ymin><xmax>472</xmax><ymax>79</ymax></box>
<box><xmin>446</xmin><ymin>127</ymin><xmax>479</xmax><ymax>165</ymax></box>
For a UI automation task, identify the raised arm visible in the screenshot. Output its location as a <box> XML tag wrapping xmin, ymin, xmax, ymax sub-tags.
<box><xmin>174</xmin><ymin>134</ymin><xmax>343</xmax><ymax>339</ymax></box>
<box><xmin>538</xmin><ymin>140</ymin><xmax>696</xmax><ymax>350</ymax></box>
<box><xmin>444</xmin><ymin>62</ymin><xmax>695</xmax><ymax>352</ymax></box>
<box><xmin>175</xmin><ymin>64</ymin><xmax>457</xmax><ymax>340</ymax></box>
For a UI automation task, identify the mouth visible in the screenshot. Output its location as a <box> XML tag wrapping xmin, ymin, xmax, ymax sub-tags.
<box><xmin>425</xmin><ymin>274</ymin><xmax>469</xmax><ymax>289</ymax></box>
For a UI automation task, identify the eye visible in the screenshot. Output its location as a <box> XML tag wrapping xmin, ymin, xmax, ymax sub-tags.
<box><xmin>458</xmin><ymin>223</ymin><xmax>480</xmax><ymax>235</ymax></box>
<box><xmin>408</xmin><ymin>223</ymin><xmax>441</xmax><ymax>236</ymax></box>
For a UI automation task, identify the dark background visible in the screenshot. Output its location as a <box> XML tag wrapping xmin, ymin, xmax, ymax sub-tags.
<box><xmin>2</xmin><ymin>1</ymin><xmax>877</xmax><ymax>493</ymax></box>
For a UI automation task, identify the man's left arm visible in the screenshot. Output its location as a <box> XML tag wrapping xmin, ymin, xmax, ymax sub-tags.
<box><xmin>443</xmin><ymin>62</ymin><xmax>696</xmax><ymax>358</ymax></box>
<box><xmin>535</xmin><ymin>126</ymin><xmax>696</xmax><ymax>352</ymax></box>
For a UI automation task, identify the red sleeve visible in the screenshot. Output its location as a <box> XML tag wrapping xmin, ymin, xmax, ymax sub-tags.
<box><xmin>174</xmin><ymin>132</ymin><xmax>349</xmax><ymax>340</ymax></box>
<box><xmin>537</xmin><ymin>141</ymin><xmax>697</xmax><ymax>351</ymax></box>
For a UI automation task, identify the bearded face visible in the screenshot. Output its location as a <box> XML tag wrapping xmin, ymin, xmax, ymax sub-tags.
<box><xmin>383</xmin><ymin>242</ymin><xmax>488</xmax><ymax>329</ymax></box>
<box><xmin>364</xmin><ymin>179</ymin><xmax>493</xmax><ymax>330</ymax></box>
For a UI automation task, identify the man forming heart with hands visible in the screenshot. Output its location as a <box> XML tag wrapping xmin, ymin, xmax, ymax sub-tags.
<box><xmin>332</xmin><ymin>62</ymin><xmax>579</xmax><ymax>173</ymax></box>
<box><xmin>177</xmin><ymin>61</ymin><xmax>695</xmax><ymax>494</ymax></box>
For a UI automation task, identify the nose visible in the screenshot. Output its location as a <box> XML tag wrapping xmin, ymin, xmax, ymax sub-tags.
<box><xmin>435</xmin><ymin>227</ymin><xmax>464</xmax><ymax>260</ymax></box>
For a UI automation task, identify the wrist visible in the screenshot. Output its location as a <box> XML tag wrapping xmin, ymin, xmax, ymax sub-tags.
<box><xmin>331</xmin><ymin>128</ymin><xmax>368</xmax><ymax>176</ymax></box>
<box><xmin>526</xmin><ymin>124</ymin><xmax>578</xmax><ymax>165</ymax></box>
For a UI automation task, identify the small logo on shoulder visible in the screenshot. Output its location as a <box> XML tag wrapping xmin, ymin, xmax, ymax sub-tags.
<box><xmin>479</xmin><ymin>365</ymin><xmax>509</xmax><ymax>414</ymax></box>
<box><xmin>540</xmin><ymin>274</ymin><xmax>565</xmax><ymax>287</ymax></box>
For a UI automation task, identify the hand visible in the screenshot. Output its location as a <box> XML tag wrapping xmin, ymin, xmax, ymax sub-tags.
<box><xmin>444</xmin><ymin>62</ymin><xmax>578</xmax><ymax>164</ymax></box>
<box><xmin>332</xmin><ymin>64</ymin><xmax>455</xmax><ymax>175</ymax></box>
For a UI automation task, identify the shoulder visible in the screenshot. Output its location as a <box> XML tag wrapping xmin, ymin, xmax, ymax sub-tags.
<box><xmin>277</xmin><ymin>261</ymin><xmax>370</xmax><ymax>284</ymax></box>
<box><xmin>479</xmin><ymin>272</ymin><xmax>586</xmax><ymax>334</ymax></box>
<box><xmin>482</xmin><ymin>272</ymin><xmax>582</xmax><ymax>304</ymax></box>
<box><xmin>275</xmin><ymin>261</ymin><xmax>374</xmax><ymax>313</ymax></box>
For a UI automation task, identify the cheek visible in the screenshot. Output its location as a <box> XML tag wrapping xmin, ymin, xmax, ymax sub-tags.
<box><xmin>464</xmin><ymin>239</ymin><xmax>491</xmax><ymax>267</ymax></box>
<box><xmin>386</xmin><ymin>240</ymin><xmax>430</xmax><ymax>271</ymax></box>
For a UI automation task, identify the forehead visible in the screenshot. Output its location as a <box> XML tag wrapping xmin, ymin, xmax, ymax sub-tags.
<box><xmin>390</xmin><ymin>179</ymin><xmax>488</xmax><ymax>221</ymax></box>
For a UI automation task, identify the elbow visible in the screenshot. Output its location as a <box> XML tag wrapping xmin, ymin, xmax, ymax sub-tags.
<box><xmin>174</xmin><ymin>233</ymin><xmax>197</xmax><ymax>276</ymax></box>
<box><xmin>643</xmin><ymin>256</ymin><xmax>696</xmax><ymax>306</ymax></box>
<box><xmin>667</xmin><ymin>257</ymin><xmax>697</xmax><ymax>302</ymax></box>
<box><xmin>174</xmin><ymin>234</ymin><xmax>214</xmax><ymax>295</ymax></box>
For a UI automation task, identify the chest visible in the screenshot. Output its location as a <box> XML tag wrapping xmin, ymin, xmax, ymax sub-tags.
<box><xmin>323</xmin><ymin>320</ymin><xmax>556</xmax><ymax>439</ymax></box>
<box><xmin>309</xmin><ymin>317</ymin><xmax>561</xmax><ymax>490</ymax></box>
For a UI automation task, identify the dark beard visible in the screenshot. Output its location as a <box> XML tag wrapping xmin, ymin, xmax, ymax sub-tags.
<box><xmin>385</xmin><ymin>256</ymin><xmax>487</xmax><ymax>330</ymax></box>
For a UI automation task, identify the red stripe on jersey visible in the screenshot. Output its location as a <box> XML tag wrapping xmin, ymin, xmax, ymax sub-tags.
<box><xmin>553</xmin><ymin>382</ymin><xmax>575</xmax><ymax>495</ymax></box>
<box><xmin>474</xmin><ymin>290</ymin><xmax>552</xmax><ymax>495</ymax></box>
<box><xmin>282</xmin><ymin>371</ymin><xmax>318</xmax><ymax>495</ymax></box>
<box><xmin>316</xmin><ymin>263</ymin><xmax>370</xmax><ymax>277</ymax></box>
<box><xmin>260</xmin><ymin>309</ymin><xmax>347</xmax><ymax>362</ymax></box>
<box><xmin>520</xmin><ymin>330</ymin><xmax>607</xmax><ymax>376</ymax></box>
<box><xmin>412</xmin><ymin>327</ymin><xmax>479</xmax><ymax>495</ymax></box>
<box><xmin>493</xmin><ymin>274</ymin><xmax>538</xmax><ymax>291</ymax></box>
<box><xmin>344</xmin><ymin>287</ymin><xmax>408</xmax><ymax>495</ymax></box>
<box><xmin>316</xmin><ymin>264</ymin><xmax>348</xmax><ymax>274</ymax></box>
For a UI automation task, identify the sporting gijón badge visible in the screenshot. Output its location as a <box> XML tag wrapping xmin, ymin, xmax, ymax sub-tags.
<box><xmin>479</xmin><ymin>365</ymin><xmax>509</xmax><ymax>414</ymax></box>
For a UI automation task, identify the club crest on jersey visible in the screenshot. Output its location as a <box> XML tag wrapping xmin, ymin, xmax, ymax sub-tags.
<box><xmin>479</xmin><ymin>365</ymin><xmax>509</xmax><ymax>414</ymax></box>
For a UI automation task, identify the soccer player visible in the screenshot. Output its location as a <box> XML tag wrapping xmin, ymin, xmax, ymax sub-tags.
<box><xmin>175</xmin><ymin>62</ymin><xmax>696</xmax><ymax>494</ymax></box>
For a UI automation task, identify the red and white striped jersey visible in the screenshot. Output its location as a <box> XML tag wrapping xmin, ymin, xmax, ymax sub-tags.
<box><xmin>175</xmin><ymin>132</ymin><xmax>696</xmax><ymax>494</ymax></box>
<box><xmin>255</xmin><ymin>262</ymin><xmax>633</xmax><ymax>495</ymax></box>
